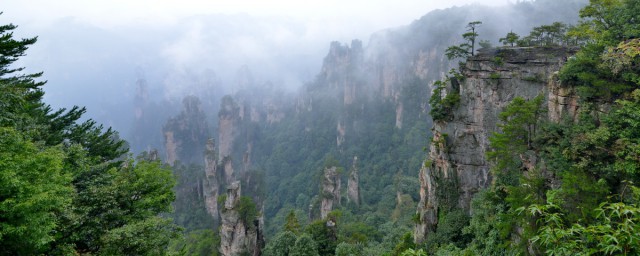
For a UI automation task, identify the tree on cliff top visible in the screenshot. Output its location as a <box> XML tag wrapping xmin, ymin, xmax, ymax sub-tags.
<box><xmin>445</xmin><ymin>21</ymin><xmax>482</xmax><ymax>60</ymax></box>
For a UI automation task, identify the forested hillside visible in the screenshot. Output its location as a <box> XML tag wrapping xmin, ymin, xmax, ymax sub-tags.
<box><xmin>5</xmin><ymin>0</ymin><xmax>640</xmax><ymax>255</ymax></box>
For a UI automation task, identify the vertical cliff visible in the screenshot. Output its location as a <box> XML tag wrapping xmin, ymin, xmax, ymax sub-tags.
<box><xmin>218</xmin><ymin>96</ymin><xmax>239</xmax><ymax>161</ymax></box>
<box><xmin>414</xmin><ymin>47</ymin><xmax>577</xmax><ymax>243</ymax></box>
<box><xmin>320</xmin><ymin>166</ymin><xmax>341</xmax><ymax>219</ymax></box>
<box><xmin>220</xmin><ymin>181</ymin><xmax>263</xmax><ymax>256</ymax></box>
<box><xmin>347</xmin><ymin>156</ymin><xmax>360</xmax><ymax>205</ymax></box>
<box><xmin>204</xmin><ymin>139</ymin><xmax>220</xmax><ymax>222</ymax></box>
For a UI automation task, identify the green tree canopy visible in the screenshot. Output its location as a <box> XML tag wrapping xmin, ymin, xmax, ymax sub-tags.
<box><xmin>0</xmin><ymin>128</ymin><xmax>72</xmax><ymax>255</ymax></box>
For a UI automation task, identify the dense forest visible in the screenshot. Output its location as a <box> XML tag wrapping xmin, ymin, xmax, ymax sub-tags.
<box><xmin>2</xmin><ymin>0</ymin><xmax>640</xmax><ymax>255</ymax></box>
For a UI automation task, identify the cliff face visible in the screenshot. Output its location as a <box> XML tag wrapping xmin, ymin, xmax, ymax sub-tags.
<box><xmin>204</xmin><ymin>139</ymin><xmax>220</xmax><ymax>222</ymax></box>
<box><xmin>320</xmin><ymin>166</ymin><xmax>341</xmax><ymax>219</ymax></box>
<box><xmin>218</xmin><ymin>96</ymin><xmax>240</xmax><ymax>161</ymax></box>
<box><xmin>220</xmin><ymin>181</ymin><xmax>263</xmax><ymax>256</ymax></box>
<box><xmin>414</xmin><ymin>47</ymin><xmax>577</xmax><ymax>243</ymax></box>
<box><xmin>347</xmin><ymin>157</ymin><xmax>360</xmax><ymax>205</ymax></box>
<box><xmin>163</xmin><ymin>96</ymin><xmax>210</xmax><ymax>165</ymax></box>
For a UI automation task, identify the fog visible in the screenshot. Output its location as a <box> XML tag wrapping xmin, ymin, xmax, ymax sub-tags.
<box><xmin>2</xmin><ymin>0</ymin><xmax>535</xmax><ymax>145</ymax></box>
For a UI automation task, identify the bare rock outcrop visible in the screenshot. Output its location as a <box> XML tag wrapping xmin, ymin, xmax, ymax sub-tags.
<box><xmin>203</xmin><ymin>139</ymin><xmax>220</xmax><ymax>222</ymax></box>
<box><xmin>347</xmin><ymin>157</ymin><xmax>360</xmax><ymax>205</ymax></box>
<box><xmin>218</xmin><ymin>96</ymin><xmax>239</xmax><ymax>160</ymax></box>
<box><xmin>320</xmin><ymin>166</ymin><xmax>341</xmax><ymax>219</ymax></box>
<box><xmin>220</xmin><ymin>181</ymin><xmax>263</xmax><ymax>256</ymax></box>
<box><xmin>163</xmin><ymin>96</ymin><xmax>209</xmax><ymax>165</ymax></box>
<box><xmin>414</xmin><ymin>47</ymin><xmax>577</xmax><ymax>243</ymax></box>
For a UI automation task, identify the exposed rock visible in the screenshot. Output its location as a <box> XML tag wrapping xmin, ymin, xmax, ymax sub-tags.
<box><xmin>203</xmin><ymin>139</ymin><xmax>220</xmax><ymax>222</ymax></box>
<box><xmin>220</xmin><ymin>181</ymin><xmax>263</xmax><ymax>256</ymax></box>
<box><xmin>148</xmin><ymin>149</ymin><xmax>159</xmax><ymax>161</ymax></box>
<box><xmin>164</xmin><ymin>131</ymin><xmax>178</xmax><ymax>165</ymax></box>
<box><xmin>395</xmin><ymin>101</ymin><xmax>404</xmax><ymax>129</ymax></box>
<box><xmin>347</xmin><ymin>157</ymin><xmax>360</xmax><ymax>205</ymax></box>
<box><xmin>320</xmin><ymin>166</ymin><xmax>341</xmax><ymax>219</ymax></box>
<box><xmin>219</xmin><ymin>96</ymin><xmax>239</xmax><ymax>160</ymax></box>
<box><xmin>414</xmin><ymin>47</ymin><xmax>577</xmax><ymax>243</ymax></box>
<box><xmin>223</xmin><ymin>157</ymin><xmax>235</xmax><ymax>185</ymax></box>
<box><xmin>336</xmin><ymin>121</ymin><xmax>346</xmax><ymax>147</ymax></box>
<box><xmin>163</xmin><ymin>96</ymin><xmax>210</xmax><ymax>164</ymax></box>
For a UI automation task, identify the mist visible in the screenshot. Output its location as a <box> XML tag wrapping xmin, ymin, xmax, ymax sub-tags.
<box><xmin>2</xmin><ymin>1</ymin><xmax>513</xmax><ymax>144</ymax></box>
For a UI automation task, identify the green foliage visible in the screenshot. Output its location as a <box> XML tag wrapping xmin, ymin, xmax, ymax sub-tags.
<box><xmin>429</xmin><ymin>80</ymin><xmax>460</xmax><ymax>122</ymax></box>
<box><xmin>492</xmin><ymin>57</ymin><xmax>504</xmax><ymax>66</ymax></box>
<box><xmin>238</xmin><ymin>196</ymin><xmax>259</xmax><ymax>226</ymax></box>
<box><xmin>169</xmin><ymin>229</ymin><xmax>220</xmax><ymax>256</ymax></box>
<box><xmin>399</xmin><ymin>248</ymin><xmax>427</xmax><ymax>256</ymax></box>
<box><xmin>0</xmin><ymin>128</ymin><xmax>72</xmax><ymax>255</ymax></box>
<box><xmin>489</xmin><ymin>73</ymin><xmax>501</xmax><ymax>80</ymax></box>
<box><xmin>0</xmin><ymin>16</ymin><xmax>181</xmax><ymax>255</ymax></box>
<box><xmin>499</xmin><ymin>31</ymin><xmax>520</xmax><ymax>47</ymax></box>
<box><xmin>522</xmin><ymin>74</ymin><xmax>544</xmax><ymax>83</ymax></box>
<box><xmin>391</xmin><ymin>232</ymin><xmax>416</xmax><ymax>256</ymax></box>
<box><xmin>98</xmin><ymin>216</ymin><xmax>182</xmax><ymax>256</ymax></box>
<box><xmin>64</xmin><ymin>156</ymin><xmax>180</xmax><ymax>254</ymax></box>
<box><xmin>291</xmin><ymin>233</ymin><xmax>321</xmax><ymax>256</ymax></box>
<box><xmin>335</xmin><ymin>242</ymin><xmax>364</xmax><ymax>256</ymax></box>
<box><xmin>528</xmin><ymin>185</ymin><xmax>640</xmax><ymax>255</ymax></box>
<box><xmin>446</xmin><ymin>21</ymin><xmax>482</xmax><ymax>60</ymax></box>
<box><xmin>421</xmin><ymin>210</ymin><xmax>472</xmax><ymax>254</ymax></box>
<box><xmin>462</xmin><ymin>190</ymin><xmax>510</xmax><ymax>255</ymax></box>
<box><xmin>285</xmin><ymin>210</ymin><xmax>302</xmax><ymax>234</ymax></box>
<box><xmin>559</xmin><ymin>0</ymin><xmax>640</xmax><ymax>100</ymax></box>
<box><xmin>173</xmin><ymin>164</ymin><xmax>214</xmax><ymax>231</ymax></box>
<box><xmin>306</xmin><ymin>219</ymin><xmax>338</xmax><ymax>256</ymax></box>
<box><xmin>263</xmin><ymin>231</ymin><xmax>297</xmax><ymax>256</ymax></box>
<box><xmin>488</xmin><ymin>95</ymin><xmax>545</xmax><ymax>186</ymax></box>
<box><xmin>518</xmin><ymin>22</ymin><xmax>570</xmax><ymax>47</ymax></box>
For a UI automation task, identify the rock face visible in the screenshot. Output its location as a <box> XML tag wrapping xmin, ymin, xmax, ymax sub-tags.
<box><xmin>163</xmin><ymin>96</ymin><xmax>210</xmax><ymax>165</ymax></box>
<box><xmin>414</xmin><ymin>47</ymin><xmax>577</xmax><ymax>243</ymax></box>
<box><xmin>220</xmin><ymin>181</ymin><xmax>263</xmax><ymax>256</ymax></box>
<box><xmin>218</xmin><ymin>96</ymin><xmax>239</xmax><ymax>160</ymax></box>
<box><xmin>347</xmin><ymin>157</ymin><xmax>360</xmax><ymax>205</ymax></box>
<box><xmin>203</xmin><ymin>139</ymin><xmax>220</xmax><ymax>222</ymax></box>
<box><xmin>321</xmin><ymin>166</ymin><xmax>341</xmax><ymax>219</ymax></box>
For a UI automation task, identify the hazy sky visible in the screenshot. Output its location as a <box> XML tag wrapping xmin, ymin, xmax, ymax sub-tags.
<box><xmin>1</xmin><ymin>0</ymin><xmax>507</xmax><ymax>138</ymax></box>
<box><xmin>4</xmin><ymin>0</ymin><xmax>504</xmax><ymax>30</ymax></box>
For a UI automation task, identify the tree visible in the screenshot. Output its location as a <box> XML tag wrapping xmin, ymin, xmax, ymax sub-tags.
<box><xmin>528</xmin><ymin>185</ymin><xmax>640</xmax><ymax>255</ymax></box>
<box><xmin>306</xmin><ymin>219</ymin><xmax>338</xmax><ymax>256</ymax></box>
<box><xmin>263</xmin><ymin>231</ymin><xmax>297</xmax><ymax>256</ymax></box>
<box><xmin>465</xmin><ymin>21</ymin><xmax>482</xmax><ymax>56</ymax></box>
<box><xmin>291</xmin><ymin>234</ymin><xmax>320</xmax><ymax>256</ymax></box>
<box><xmin>0</xmin><ymin>16</ymin><xmax>43</xmax><ymax>128</ymax></box>
<box><xmin>488</xmin><ymin>95</ymin><xmax>545</xmax><ymax>186</ymax></box>
<box><xmin>499</xmin><ymin>31</ymin><xmax>520</xmax><ymax>47</ymax></box>
<box><xmin>0</xmin><ymin>128</ymin><xmax>72</xmax><ymax>255</ymax></box>
<box><xmin>64</xmin><ymin>156</ymin><xmax>181</xmax><ymax>254</ymax></box>
<box><xmin>445</xmin><ymin>21</ymin><xmax>482</xmax><ymax>60</ymax></box>
<box><xmin>98</xmin><ymin>216</ymin><xmax>182</xmax><ymax>256</ymax></box>
<box><xmin>238</xmin><ymin>196</ymin><xmax>259</xmax><ymax>226</ymax></box>
<box><xmin>285</xmin><ymin>210</ymin><xmax>302</xmax><ymax>234</ymax></box>
<box><xmin>0</xmin><ymin>14</ymin><xmax>182</xmax><ymax>255</ymax></box>
<box><xmin>335</xmin><ymin>242</ymin><xmax>363</xmax><ymax>256</ymax></box>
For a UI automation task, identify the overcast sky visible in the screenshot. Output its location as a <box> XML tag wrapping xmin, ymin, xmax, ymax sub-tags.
<box><xmin>1</xmin><ymin>0</ymin><xmax>507</xmax><ymax>137</ymax></box>
<box><xmin>4</xmin><ymin>0</ymin><xmax>504</xmax><ymax>31</ymax></box>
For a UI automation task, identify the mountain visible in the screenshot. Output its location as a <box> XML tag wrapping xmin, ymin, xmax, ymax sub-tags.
<box><xmin>147</xmin><ymin>1</ymin><xmax>593</xmax><ymax>255</ymax></box>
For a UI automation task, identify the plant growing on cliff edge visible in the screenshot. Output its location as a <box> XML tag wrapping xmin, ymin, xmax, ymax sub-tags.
<box><xmin>238</xmin><ymin>196</ymin><xmax>259</xmax><ymax>226</ymax></box>
<box><xmin>429</xmin><ymin>80</ymin><xmax>460</xmax><ymax>122</ymax></box>
<box><xmin>499</xmin><ymin>31</ymin><xmax>520</xmax><ymax>47</ymax></box>
<box><xmin>445</xmin><ymin>21</ymin><xmax>483</xmax><ymax>61</ymax></box>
